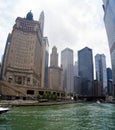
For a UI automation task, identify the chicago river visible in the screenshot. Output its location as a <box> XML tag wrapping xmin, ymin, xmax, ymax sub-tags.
<box><xmin>0</xmin><ymin>103</ymin><xmax>115</xmax><ymax>130</ymax></box>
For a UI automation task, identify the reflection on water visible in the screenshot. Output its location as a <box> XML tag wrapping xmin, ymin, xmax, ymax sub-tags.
<box><xmin>0</xmin><ymin>103</ymin><xmax>115</xmax><ymax>130</ymax></box>
<box><xmin>0</xmin><ymin>117</ymin><xmax>11</xmax><ymax>130</ymax></box>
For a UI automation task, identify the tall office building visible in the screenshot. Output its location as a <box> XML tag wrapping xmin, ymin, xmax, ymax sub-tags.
<box><xmin>103</xmin><ymin>0</ymin><xmax>115</xmax><ymax>96</ymax></box>
<box><xmin>48</xmin><ymin>46</ymin><xmax>63</xmax><ymax>91</ymax></box>
<box><xmin>107</xmin><ymin>67</ymin><xmax>113</xmax><ymax>95</ymax></box>
<box><xmin>39</xmin><ymin>11</ymin><xmax>44</xmax><ymax>36</ymax></box>
<box><xmin>0</xmin><ymin>11</ymin><xmax>44</xmax><ymax>99</ymax></box>
<box><xmin>0</xmin><ymin>63</ymin><xmax>1</xmax><ymax>75</ymax></box>
<box><xmin>74</xmin><ymin>61</ymin><xmax>78</xmax><ymax>77</ymax></box>
<box><xmin>95</xmin><ymin>54</ymin><xmax>107</xmax><ymax>95</ymax></box>
<box><xmin>41</xmin><ymin>37</ymin><xmax>49</xmax><ymax>88</ymax></box>
<box><xmin>78</xmin><ymin>47</ymin><xmax>94</xmax><ymax>96</ymax></box>
<box><xmin>107</xmin><ymin>68</ymin><xmax>112</xmax><ymax>80</ymax></box>
<box><xmin>61</xmin><ymin>48</ymin><xmax>74</xmax><ymax>93</ymax></box>
<box><xmin>94</xmin><ymin>80</ymin><xmax>102</xmax><ymax>96</ymax></box>
<box><xmin>0</xmin><ymin>11</ymin><xmax>65</xmax><ymax>100</ymax></box>
<box><xmin>50</xmin><ymin>46</ymin><xmax>58</xmax><ymax>67</ymax></box>
<box><xmin>73</xmin><ymin>61</ymin><xmax>80</xmax><ymax>95</ymax></box>
<box><xmin>0</xmin><ymin>33</ymin><xmax>11</xmax><ymax>80</ymax></box>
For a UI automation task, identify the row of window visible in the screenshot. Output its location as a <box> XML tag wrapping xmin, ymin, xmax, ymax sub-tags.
<box><xmin>13</xmin><ymin>31</ymin><xmax>36</xmax><ymax>42</ymax></box>
<box><xmin>19</xmin><ymin>21</ymin><xmax>36</xmax><ymax>28</ymax></box>
<box><xmin>8</xmin><ymin>75</ymin><xmax>38</xmax><ymax>86</ymax></box>
<box><xmin>19</xmin><ymin>26</ymin><xmax>35</xmax><ymax>32</ymax></box>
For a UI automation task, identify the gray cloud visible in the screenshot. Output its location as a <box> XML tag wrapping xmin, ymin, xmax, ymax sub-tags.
<box><xmin>0</xmin><ymin>0</ymin><xmax>111</xmax><ymax>68</ymax></box>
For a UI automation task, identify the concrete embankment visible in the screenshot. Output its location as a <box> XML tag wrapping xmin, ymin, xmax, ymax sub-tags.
<box><xmin>0</xmin><ymin>100</ymin><xmax>77</xmax><ymax>107</ymax></box>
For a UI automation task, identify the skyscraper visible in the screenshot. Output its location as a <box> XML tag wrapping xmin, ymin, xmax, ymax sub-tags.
<box><xmin>48</xmin><ymin>46</ymin><xmax>63</xmax><ymax>91</ymax></box>
<box><xmin>41</xmin><ymin>37</ymin><xmax>49</xmax><ymax>88</ymax></box>
<box><xmin>73</xmin><ymin>61</ymin><xmax>80</xmax><ymax>95</ymax></box>
<box><xmin>107</xmin><ymin>67</ymin><xmax>112</xmax><ymax>80</ymax></box>
<box><xmin>103</xmin><ymin>0</ymin><xmax>115</xmax><ymax>96</ymax></box>
<box><xmin>61</xmin><ymin>48</ymin><xmax>74</xmax><ymax>93</ymax></box>
<box><xmin>74</xmin><ymin>61</ymin><xmax>78</xmax><ymax>77</ymax></box>
<box><xmin>78</xmin><ymin>47</ymin><xmax>94</xmax><ymax>96</ymax></box>
<box><xmin>0</xmin><ymin>33</ymin><xmax>11</xmax><ymax>80</ymax></box>
<box><xmin>0</xmin><ymin>11</ymin><xmax>44</xmax><ymax>99</ymax></box>
<box><xmin>50</xmin><ymin>46</ymin><xmax>58</xmax><ymax>67</ymax></box>
<box><xmin>39</xmin><ymin>11</ymin><xmax>44</xmax><ymax>36</ymax></box>
<box><xmin>95</xmin><ymin>54</ymin><xmax>107</xmax><ymax>95</ymax></box>
<box><xmin>0</xmin><ymin>11</ymin><xmax>65</xmax><ymax>100</ymax></box>
<box><xmin>107</xmin><ymin>67</ymin><xmax>113</xmax><ymax>95</ymax></box>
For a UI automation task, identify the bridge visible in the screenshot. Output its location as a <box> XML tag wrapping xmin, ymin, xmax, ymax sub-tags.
<box><xmin>78</xmin><ymin>95</ymin><xmax>106</xmax><ymax>101</ymax></box>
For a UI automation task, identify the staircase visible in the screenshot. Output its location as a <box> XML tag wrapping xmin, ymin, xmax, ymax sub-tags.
<box><xmin>0</xmin><ymin>80</ymin><xmax>26</xmax><ymax>96</ymax></box>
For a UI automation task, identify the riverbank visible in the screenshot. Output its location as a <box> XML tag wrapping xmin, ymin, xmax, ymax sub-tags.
<box><xmin>0</xmin><ymin>99</ymin><xmax>115</xmax><ymax>107</ymax></box>
<box><xmin>0</xmin><ymin>100</ymin><xmax>77</xmax><ymax>107</ymax></box>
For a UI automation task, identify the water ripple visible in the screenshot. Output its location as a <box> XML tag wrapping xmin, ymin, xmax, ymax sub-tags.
<box><xmin>0</xmin><ymin>103</ymin><xmax>115</xmax><ymax>130</ymax></box>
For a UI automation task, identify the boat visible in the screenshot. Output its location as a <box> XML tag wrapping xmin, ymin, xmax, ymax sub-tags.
<box><xmin>0</xmin><ymin>107</ymin><xmax>9</xmax><ymax>114</ymax></box>
<box><xmin>96</xmin><ymin>100</ymin><xmax>100</xmax><ymax>104</ymax></box>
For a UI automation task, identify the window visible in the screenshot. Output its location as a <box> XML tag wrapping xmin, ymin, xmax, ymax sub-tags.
<box><xmin>18</xmin><ymin>76</ymin><xmax>22</xmax><ymax>84</ymax></box>
<box><xmin>27</xmin><ymin>90</ymin><xmax>34</xmax><ymax>95</ymax></box>
<box><xmin>27</xmin><ymin>77</ymin><xmax>30</xmax><ymax>81</ymax></box>
<box><xmin>8</xmin><ymin>75</ymin><xmax>13</xmax><ymax>82</ymax></box>
<box><xmin>27</xmin><ymin>77</ymin><xmax>30</xmax><ymax>85</ymax></box>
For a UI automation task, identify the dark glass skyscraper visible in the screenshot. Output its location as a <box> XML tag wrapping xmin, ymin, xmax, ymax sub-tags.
<box><xmin>107</xmin><ymin>67</ymin><xmax>113</xmax><ymax>95</ymax></box>
<box><xmin>95</xmin><ymin>54</ymin><xmax>107</xmax><ymax>95</ymax></box>
<box><xmin>78</xmin><ymin>47</ymin><xmax>94</xmax><ymax>96</ymax></box>
<box><xmin>107</xmin><ymin>68</ymin><xmax>112</xmax><ymax>80</ymax></box>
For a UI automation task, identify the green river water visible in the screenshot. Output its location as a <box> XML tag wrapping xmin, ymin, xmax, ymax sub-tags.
<box><xmin>0</xmin><ymin>103</ymin><xmax>115</xmax><ymax>130</ymax></box>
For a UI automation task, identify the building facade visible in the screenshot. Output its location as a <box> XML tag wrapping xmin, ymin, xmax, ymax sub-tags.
<box><xmin>94</xmin><ymin>80</ymin><xmax>102</xmax><ymax>97</ymax></box>
<box><xmin>50</xmin><ymin>46</ymin><xmax>58</xmax><ymax>67</ymax></box>
<box><xmin>107</xmin><ymin>67</ymin><xmax>113</xmax><ymax>95</ymax></box>
<box><xmin>48</xmin><ymin>46</ymin><xmax>63</xmax><ymax>91</ymax></box>
<box><xmin>95</xmin><ymin>54</ymin><xmax>107</xmax><ymax>96</ymax></box>
<box><xmin>41</xmin><ymin>37</ymin><xmax>49</xmax><ymax>88</ymax></box>
<box><xmin>103</xmin><ymin>0</ymin><xmax>115</xmax><ymax>96</ymax></box>
<box><xmin>0</xmin><ymin>11</ymin><xmax>43</xmax><ymax>99</ymax></box>
<box><xmin>0</xmin><ymin>11</ymin><xmax>64</xmax><ymax>99</ymax></box>
<box><xmin>74</xmin><ymin>76</ymin><xmax>81</xmax><ymax>95</ymax></box>
<box><xmin>0</xmin><ymin>63</ymin><xmax>1</xmax><ymax>75</ymax></box>
<box><xmin>78</xmin><ymin>47</ymin><xmax>94</xmax><ymax>96</ymax></box>
<box><xmin>74</xmin><ymin>61</ymin><xmax>78</xmax><ymax>77</ymax></box>
<box><xmin>73</xmin><ymin>61</ymin><xmax>80</xmax><ymax>95</ymax></box>
<box><xmin>61</xmin><ymin>48</ymin><xmax>74</xmax><ymax>93</ymax></box>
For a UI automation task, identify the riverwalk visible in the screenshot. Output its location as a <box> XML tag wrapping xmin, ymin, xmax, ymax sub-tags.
<box><xmin>0</xmin><ymin>100</ymin><xmax>77</xmax><ymax>107</ymax></box>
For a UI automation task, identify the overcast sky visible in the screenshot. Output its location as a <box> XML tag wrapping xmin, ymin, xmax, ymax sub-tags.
<box><xmin>0</xmin><ymin>0</ymin><xmax>111</xmax><ymax>68</ymax></box>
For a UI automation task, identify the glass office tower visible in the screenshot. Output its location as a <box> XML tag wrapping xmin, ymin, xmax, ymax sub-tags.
<box><xmin>103</xmin><ymin>0</ymin><xmax>115</xmax><ymax>96</ymax></box>
<box><xmin>61</xmin><ymin>48</ymin><xmax>74</xmax><ymax>93</ymax></box>
<box><xmin>78</xmin><ymin>47</ymin><xmax>94</xmax><ymax>96</ymax></box>
<box><xmin>95</xmin><ymin>54</ymin><xmax>107</xmax><ymax>95</ymax></box>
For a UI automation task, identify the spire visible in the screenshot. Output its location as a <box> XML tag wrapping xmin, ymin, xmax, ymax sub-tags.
<box><xmin>39</xmin><ymin>11</ymin><xmax>44</xmax><ymax>35</ymax></box>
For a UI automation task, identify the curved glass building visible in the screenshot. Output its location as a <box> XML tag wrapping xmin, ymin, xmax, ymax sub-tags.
<box><xmin>103</xmin><ymin>0</ymin><xmax>115</xmax><ymax>96</ymax></box>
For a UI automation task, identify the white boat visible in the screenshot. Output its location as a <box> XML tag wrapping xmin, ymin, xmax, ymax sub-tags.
<box><xmin>0</xmin><ymin>107</ymin><xmax>9</xmax><ymax>114</ymax></box>
<box><xmin>96</xmin><ymin>100</ymin><xmax>101</xmax><ymax>104</ymax></box>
